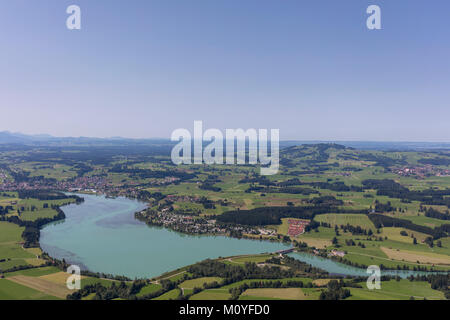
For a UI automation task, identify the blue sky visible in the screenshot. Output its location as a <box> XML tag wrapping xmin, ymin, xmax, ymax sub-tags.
<box><xmin>1</xmin><ymin>0</ymin><xmax>449</xmax><ymax>141</ymax></box>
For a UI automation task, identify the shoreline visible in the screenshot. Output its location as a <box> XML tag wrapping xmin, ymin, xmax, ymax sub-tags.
<box><xmin>6</xmin><ymin>191</ymin><xmax>448</xmax><ymax>280</ymax></box>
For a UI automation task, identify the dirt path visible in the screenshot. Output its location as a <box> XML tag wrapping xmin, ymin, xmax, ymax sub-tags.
<box><xmin>152</xmin><ymin>270</ymin><xmax>187</xmax><ymax>284</ymax></box>
<box><xmin>226</xmin><ymin>258</ymin><xmax>245</xmax><ymax>264</ymax></box>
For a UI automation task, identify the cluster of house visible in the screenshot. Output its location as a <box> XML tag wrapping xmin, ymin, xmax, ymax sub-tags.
<box><xmin>0</xmin><ymin>173</ymin><xmax>148</xmax><ymax>200</ymax></box>
<box><xmin>287</xmin><ymin>219</ymin><xmax>310</xmax><ymax>237</ymax></box>
<box><xmin>136</xmin><ymin>207</ymin><xmax>276</xmax><ymax>238</ymax></box>
<box><xmin>0</xmin><ymin>175</ymin><xmax>108</xmax><ymax>192</ymax></box>
<box><xmin>329</xmin><ymin>249</ymin><xmax>346</xmax><ymax>257</ymax></box>
<box><xmin>392</xmin><ymin>165</ymin><xmax>450</xmax><ymax>178</ymax></box>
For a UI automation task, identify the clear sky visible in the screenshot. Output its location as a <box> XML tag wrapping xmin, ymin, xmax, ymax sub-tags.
<box><xmin>1</xmin><ymin>0</ymin><xmax>449</xmax><ymax>141</ymax></box>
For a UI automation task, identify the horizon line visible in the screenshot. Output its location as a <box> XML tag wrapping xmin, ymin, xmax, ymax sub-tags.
<box><xmin>1</xmin><ymin>131</ymin><xmax>450</xmax><ymax>145</ymax></box>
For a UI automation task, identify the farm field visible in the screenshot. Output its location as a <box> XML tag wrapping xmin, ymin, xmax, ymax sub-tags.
<box><xmin>136</xmin><ymin>284</ymin><xmax>162</xmax><ymax>297</ymax></box>
<box><xmin>0</xmin><ymin>221</ymin><xmax>37</xmax><ymax>271</ymax></box>
<box><xmin>0</xmin><ymin>265</ymin><xmax>118</xmax><ymax>300</ymax></box>
<box><xmin>189</xmin><ymin>289</ymin><xmax>231</xmax><ymax>300</ymax></box>
<box><xmin>3</xmin><ymin>266</ymin><xmax>61</xmax><ymax>278</ymax></box>
<box><xmin>222</xmin><ymin>254</ymin><xmax>275</xmax><ymax>265</ymax></box>
<box><xmin>347</xmin><ymin>279</ymin><xmax>445</xmax><ymax>300</ymax></box>
<box><xmin>179</xmin><ymin>277</ymin><xmax>222</xmax><ymax>289</ymax></box>
<box><xmin>7</xmin><ymin>275</ymin><xmax>72</xmax><ymax>299</ymax></box>
<box><xmin>152</xmin><ymin>288</ymin><xmax>181</xmax><ymax>300</ymax></box>
<box><xmin>0</xmin><ymin>278</ymin><xmax>59</xmax><ymax>300</ymax></box>
<box><xmin>240</xmin><ymin>288</ymin><xmax>308</xmax><ymax>300</ymax></box>
<box><xmin>315</xmin><ymin>214</ymin><xmax>376</xmax><ymax>230</ymax></box>
<box><xmin>401</xmin><ymin>215</ymin><xmax>448</xmax><ymax>228</ymax></box>
<box><xmin>380</xmin><ymin>247</ymin><xmax>450</xmax><ymax>265</ymax></box>
<box><xmin>379</xmin><ymin>227</ymin><xmax>429</xmax><ymax>243</ymax></box>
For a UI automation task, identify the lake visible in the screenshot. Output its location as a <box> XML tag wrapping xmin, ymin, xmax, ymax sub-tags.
<box><xmin>40</xmin><ymin>193</ymin><xmax>446</xmax><ymax>280</ymax></box>
<box><xmin>40</xmin><ymin>193</ymin><xmax>289</xmax><ymax>279</ymax></box>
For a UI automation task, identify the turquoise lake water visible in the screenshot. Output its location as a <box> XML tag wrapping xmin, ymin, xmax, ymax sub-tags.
<box><xmin>40</xmin><ymin>193</ymin><xmax>446</xmax><ymax>279</ymax></box>
<box><xmin>40</xmin><ymin>194</ymin><xmax>289</xmax><ymax>279</ymax></box>
<box><xmin>287</xmin><ymin>252</ymin><xmax>446</xmax><ymax>279</ymax></box>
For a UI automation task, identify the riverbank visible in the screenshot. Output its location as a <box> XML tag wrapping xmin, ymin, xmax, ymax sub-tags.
<box><xmin>287</xmin><ymin>251</ymin><xmax>449</xmax><ymax>278</ymax></box>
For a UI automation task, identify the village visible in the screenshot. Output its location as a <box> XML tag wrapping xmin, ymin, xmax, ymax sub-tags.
<box><xmin>135</xmin><ymin>206</ymin><xmax>277</xmax><ymax>239</ymax></box>
<box><xmin>392</xmin><ymin>165</ymin><xmax>450</xmax><ymax>178</ymax></box>
<box><xmin>0</xmin><ymin>173</ymin><xmax>146</xmax><ymax>199</ymax></box>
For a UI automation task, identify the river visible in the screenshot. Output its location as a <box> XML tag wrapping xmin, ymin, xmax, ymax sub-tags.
<box><xmin>287</xmin><ymin>252</ymin><xmax>446</xmax><ymax>279</ymax></box>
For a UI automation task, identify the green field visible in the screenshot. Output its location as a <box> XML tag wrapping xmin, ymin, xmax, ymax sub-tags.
<box><xmin>401</xmin><ymin>215</ymin><xmax>449</xmax><ymax>228</ymax></box>
<box><xmin>239</xmin><ymin>288</ymin><xmax>308</xmax><ymax>300</ymax></box>
<box><xmin>0</xmin><ymin>279</ymin><xmax>58</xmax><ymax>300</ymax></box>
<box><xmin>152</xmin><ymin>288</ymin><xmax>181</xmax><ymax>300</ymax></box>
<box><xmin>136</xmin><ymin>283</ymin><xmax>162</xmax><ymax>297</ymax></box>
<box><xmin>315</xmin><ymin>214</ymin><xmax>376</xmax><ymax>230</ymax></box>
<box><xmin>189</xmin><ymin>289</ymin><xmax>231</xmax><ymax>300</ymax></box>
<box><xmin>347</xmin><ymin>279</ymin><xmax>445</xmax><ymax>300</ymax></box>
<box><xmin>179</xmin><ymin>277</ymin><xmax>222</xmax><ymax>289</ymax></box>
<box><xmin>3</xmin><ymin>266</ymin><xmax>61</xmax><ymax>278</ymax></box>
<box><xmin>0</xmin><ymin>221</ymin><xmax>37</xmax><ymax>271</ymax></box>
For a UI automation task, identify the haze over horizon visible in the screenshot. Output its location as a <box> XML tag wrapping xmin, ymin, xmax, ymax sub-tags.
<box><xmin>1</xmin><ymin>1</ymin><xmax>449</xmax><ymax>141</ymax></box>
<box><xmin>2</xmin><ymin>130</ymin><xmax>450</xmax><ymax>145</ymax></box>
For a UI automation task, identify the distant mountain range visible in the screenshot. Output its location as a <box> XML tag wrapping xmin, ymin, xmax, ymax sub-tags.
<box><xmin>0</xmin><ymin>131</ymin><xmax>170</xmax><ymax>146</ymax></box>
<box><xmin>0</xmin><ymin>131</ymin><xmax>53</xmax><ymax>144</ymax></box>
<box><xmin>0</xmin><ymin>131</ymin><xmax>449</xmax><ymax>151</ymax></box>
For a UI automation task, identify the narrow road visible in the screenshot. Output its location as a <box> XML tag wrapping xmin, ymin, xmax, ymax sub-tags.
<box><xmin>151</xmin><ymin>270</ymin><xmax>187</xmax><ymax>284</ymax></box>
